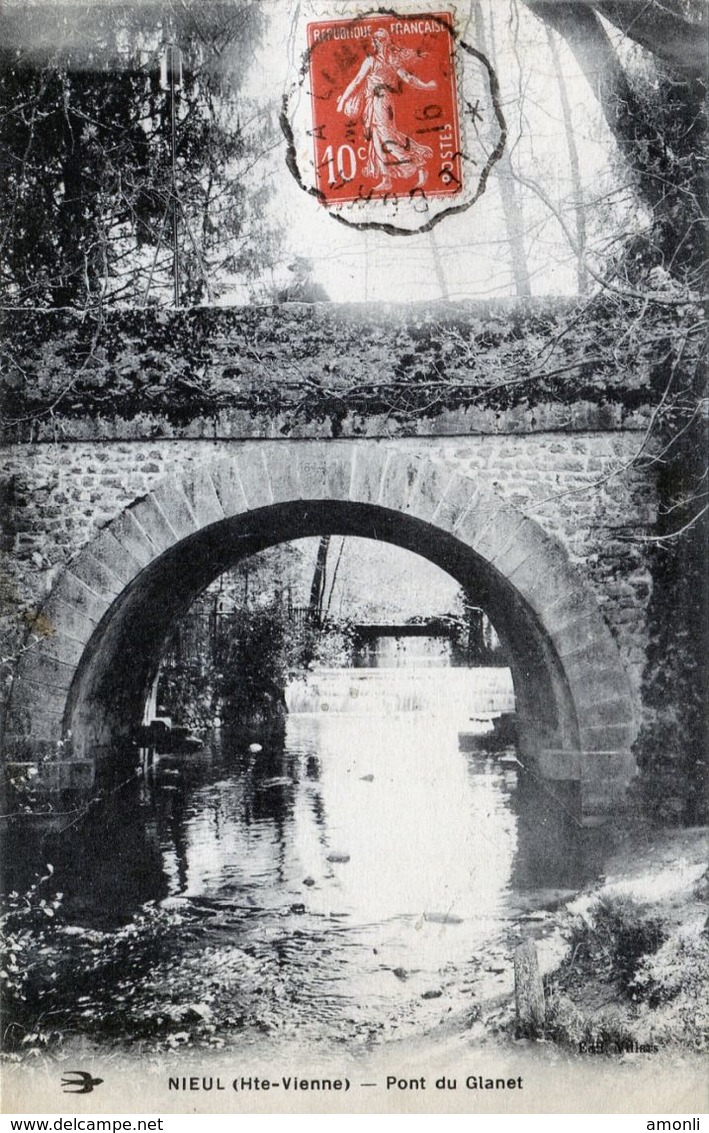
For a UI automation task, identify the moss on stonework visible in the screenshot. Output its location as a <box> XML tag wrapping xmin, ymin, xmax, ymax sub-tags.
<box><xmin>0</xmin><ymin>298</ymin><xmax>660</xmax><ymax>432</ymax></box>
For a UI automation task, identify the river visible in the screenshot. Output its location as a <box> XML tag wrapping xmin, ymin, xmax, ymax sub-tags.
<box><xmin>9</xmin><ymin>666</ymin><xmax>602</xmax><ymax>1051</ymax></box>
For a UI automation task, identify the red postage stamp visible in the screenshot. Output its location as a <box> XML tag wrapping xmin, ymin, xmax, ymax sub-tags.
<box><xmin>307</xmin><ymin>12</ymin><xmax>462</xmax><ymax>205</ymax></box>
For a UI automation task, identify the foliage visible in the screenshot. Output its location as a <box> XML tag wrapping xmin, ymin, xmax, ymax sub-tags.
<box><xmin>0</xmin><ymin>298</ymin><xmax>682</xmax><ymax>432</ymax></box>
<box><xmin>616</xmin><ymin>64</ymin><xmax>707</xmax><ymax>290</ymax></box>
<box><xmin>158</xmin><ymin>564</ymin><xmax>357</xmax><ymax>728</ymax></box>
<box><xmin>542</xmin><ymin>995</ymin><xmax>641</xmax><ymax>1054</ymax></box>
<box><xmin>292</xmin><ymin>616</ymin><xmax>357</xmax><ymax>671</ymax></box>
<box><xmin>542</xmin><ymin>891</ymin><xmax>709</xmax><ymax>1054</ymax></box>
<box><xmin>1</xmin><ymin>865</ymin><xmax>66</xmax><ymax>1049</ymax></box>
<box><xmin>217</xmin><ymin>601</ymin><xmax>291</xmax><ymax>726</ymax></box>
<box><xmin>630</xmin><ymin>924</ymin><xmax>709</xmax><ymax>1049</ymax></box>
<box><xmin>589</xmin><ymin>28</ymin><xmax>707</xmax><ymax>826</ymax></box>
<box><xmin>1</xmin><ymin>876</ymin><xmax>372</xmax><ymax>1053</ymax></box>
<box><xmin>631</xmin><ymin>439</ymin><xmax>708</xmax><ymax>824</ymax></box>
<box><xmin>0</xmin><ymin>0</ymin><xmax>279</xmax><ymax>308</ymax></box>
<box><xmin>2</xmin><ymin>862</ymin><xmax>367</xmax><ymax>1053</ymax></box>
<box><xmin>558</xmin><ymin>894</ymin><xmax>667</xmax><ymax>996</ymax></box>
<box><xmin>0</xmin><ymin>866</ymin><xmax>215</xmax><ymax>1052</ymax></box>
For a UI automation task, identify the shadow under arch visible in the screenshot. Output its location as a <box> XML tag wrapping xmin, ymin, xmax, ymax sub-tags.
<box><xmin>6</xmin><ymin>447</ymin><xmax>637</xmax><ymax>812</ymax></box>
<box><xmin>66</xmin><ymin>499</ymin><xmax>578</xmax><ymax>758</ymax></box>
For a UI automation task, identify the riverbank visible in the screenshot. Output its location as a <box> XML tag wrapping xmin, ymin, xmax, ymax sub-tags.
<box><xmin>477</xmin><ymin>823</ymin><xmax>708</xmax><ymax>1056</ymax></box>
<box><xmin>2</xmin><ymin>822</ymin><xmax>706</xmax><ymax>1113</ymax></box>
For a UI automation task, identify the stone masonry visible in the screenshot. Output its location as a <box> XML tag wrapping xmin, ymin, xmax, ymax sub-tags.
<box><xmin>0</xmin><ymin>303</ymin><xmax>658</xmax><ymax>813</ymax></box>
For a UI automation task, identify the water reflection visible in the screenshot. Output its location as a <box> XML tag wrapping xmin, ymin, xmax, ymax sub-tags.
<box><xmin>8</xmin><ymin>668</ymin><xmax>603</xmax><ymax>1038</ymax></box>
<box><xmin>41</xmin><ymin>790</ymin><xmax>169</xmax><ymax>925</ymax></box>
<box><xmin>166</xmin><ymin>715</ymin><xmax>517</xmax><ymax>929</ymax></box>
<box><xmin>146</xmin><ymin>705</ymin><xmax>522</xmax><ymax>1019</ymax></box>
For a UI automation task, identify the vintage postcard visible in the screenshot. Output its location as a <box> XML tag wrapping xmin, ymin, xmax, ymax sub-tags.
<box><xmin>0</xmin><ymin>0</ymin><xmax>707</xmax><ymax>1118</ymax></box>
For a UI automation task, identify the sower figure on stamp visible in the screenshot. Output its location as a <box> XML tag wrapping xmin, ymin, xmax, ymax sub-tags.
<box><xmin>336</xmin><ymin>29</ymin><xmax>437</xmax><ymax>192</ymax></box>
<box><xmin>277</xmin><ymin>256</ymin><xmax>329</xmax><ymax>302</ymax></box>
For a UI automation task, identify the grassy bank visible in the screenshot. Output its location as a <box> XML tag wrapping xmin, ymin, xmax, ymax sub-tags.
<box><xmin>498</xmin><ymin>825</ymin><xmax>708</xmax><ymax>1055</ymax></box>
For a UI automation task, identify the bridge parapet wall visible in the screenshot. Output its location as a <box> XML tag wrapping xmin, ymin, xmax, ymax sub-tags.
<box><xmin>0</xmin><ymin>303</ymin><xmax>659</xmax><ymax>811</ymax></box>
<box><xmin>1</xmin><ymin>299</ymin><xmax>652</xmax><ymax>443</ymax></box>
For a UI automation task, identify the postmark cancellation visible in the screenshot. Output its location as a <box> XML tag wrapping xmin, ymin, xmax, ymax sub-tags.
<box><xmin>283</xmin><ymin>2</ymin><xmax>506</xmax><ymax>233</ymax></box>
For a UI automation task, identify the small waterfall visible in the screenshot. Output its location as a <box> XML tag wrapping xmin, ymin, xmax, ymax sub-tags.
<box><xmin>356</xmin><ymin>634</ymin><xmax>454</xmax><ymax>668</ymax></box>
<box><xmin>286</xmin><ymin>667</ymin><xmax>515</xmax><ymax>726</ymax></box>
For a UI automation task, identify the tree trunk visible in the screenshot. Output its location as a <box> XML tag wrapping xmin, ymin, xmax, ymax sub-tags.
<box><xmin>308</xmin><ymin>535</ymin><xmax>331</xmax><ymax>627</ymax></box>
<box><xmin>428</xmin><ymin>230</ymin><xmax>450</xmax><ymax>300</ymax></box>
<box><xmin>547</xmin><ymin>27</ymin><xmax>588</xmax><ymax>293</ymax></box>
<box><xmin>523</xmin><ymin>2</ymin><xmax>663</xmax><ymax>210</ymax></box>
<box><xmin>514</xmin><ymin>939</ymin><xmax>546</xmax><ymax>1038</ymax></box>
<box><xmin>590</xmin><ymin>0</ymin><xmax>705</xmax><ymax>77</ymax></box>
<box><xmin>523</xmin><ymin>0</ymin><xmax>706</xmax><ymax>269</ymax></box>
<box><xmin>481</xmin><ymin>1</ymin><xmax>532</xmax><ymax>298</ymax></box>
<box><xmin>522</xmin><ymin>0</ymin><xmax>706</xmax><ymax>75</ymax></box>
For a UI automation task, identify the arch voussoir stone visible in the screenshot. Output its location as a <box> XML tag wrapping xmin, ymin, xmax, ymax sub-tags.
<box><xmin>405</xmin><ymin>461</ymin><xmax>454</xmax><ymax>524</ymax></box>
<box><xmin>108</xmin><ymin>511</ymin><xmax>157</xmax><ymax>568</ymax></box>
<box><xmin>294</xmin><ymin>447</ymin><xmax>354</xmax><ymax>503</ymax></box>
<box><xmin>475</xmin><ymin>508</ymin><xmax>529</xmax><ymax>568</ymax></box>
<box><xmin>42</xmin><ymin>630</ymin><xmax>91</xmax><ymax>668</ymax></box>
<box><xmin>377</xmin><ymin>450</ymin><xmax>423</xmax><ymax>514</ymax></box>
<box><xmin>239</xmin><ymin>450</ymin><xmax>275</xmax><ymax>510</ymax></box>
<box><xmin>10</xmin><ymin>679</ymin><xmax>66</xmax><ymax>713</ymax></box>
<box><xmin>562</xmin><ymin>658</ymin><xmax>634</xmax><ymax>737</ymax></box>
<box><xmin>182</xmin><ymin>467</ymin><xmax>226</xmax><ymax>527</ymax></box>
<box><xmin>209</xmin><ymin>460</ymin><xmax>248</xmax><ymax>516</ymax></box>
<box><xmin>489</xmin><ymin>519</ymin><xmax>553</xmax><ymax>579</ymax></box>
<box><xmin>577</xmin><ymin>683</ymin><xmax>637</xmax><ymax>719</ymax></box>
<box><xmin>430</xmin><ymin>470</ymin><xmax>477</xmax><ymax>531</ymax></box>
<box><xmin>129</xmin><ymin>495</ymin><xmax>181</xmax><ymax>554</ymax></box>
<box><xmin>348</xmin><ymin>444</ymin><xmax>390</xmax><ymax>506</ymax></box>
<box><xmin>551</xmin><ymin>614</ymin><xmax>604</xmax><ymax>659</ymax></box>
<box><xmin>577</xmin><ymin>698</ymin><xmax>636</xmax><ymax>728</ymax></box>
<box><xmin>16</xmin><ymin>654</ymin><xmax>76</xmax><ymax>693</ymax></box>
<box><xmin>90</xmin><ymin>528</ymin><xmax>146</xmax><ymax>586</ymax></box>
<box><xmin>67</xmin><ymin>550</ymin><xmax>125</xmax><ymax>604</ymax></box>
<box><xmin>451</xmin><ymin>493</ymin><xmax>512</xmax><ymax>550</ymax></box>
<box><xmin>4</xmin><ymin>444</ymin><xmax>639</xmax><ymax>812</ymax></box>
<box><xmin>150</xmin><ymin>480</ymin><xmax>200</xmax><ymax>541</ymax></box>
<box><xmin>505</xmin><ymin>548</ymin><xmax>584</xmax><ymax>621</ymax></box>
<box><xmin>563</xmin><ymin>643</ymin><xmax>628</xmax><ymax>686</ymax></box>
<box><xmin>542</xmin><ymin>588</ymin><xmax>605</xmax><ymax>637</ymax></box>
<box><xmin>580</xmin><ymin>722</ymin><xmax>636</xmax><ymax>744</ymax></box>
<box><xmin>327</xmin><ymin>450</ymin><xmax>358</xmax><ymax>501</ymax></box>
<box><xmin>42</xmin><ymin>596</ymin><xmax>100</xmax><ymax>646</ymax></box>
<box><xmin>57</xmin><ymin>573</ymin><xmax>112</xmax><ymax>626</ymax></box>
<box><xmin>256</xmin><ymin>447</ymin><xmax>295</xmax><ymax>503</ymax></box>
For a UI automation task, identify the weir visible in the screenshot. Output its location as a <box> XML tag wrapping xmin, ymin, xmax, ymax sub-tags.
<box><xmin>0</xmin><ymin>302</ymin><xmax>656</xmax><ymax>815</ymax></box>
<box><xmin>286</xmin><ymin>667</ymin><xmax>515</xmax><ymax>722</ymax></box>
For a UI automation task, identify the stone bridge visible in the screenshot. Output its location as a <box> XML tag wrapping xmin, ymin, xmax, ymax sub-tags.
<box><xmin>0</xmin><ymin>300</ymin><xmax>657</xmax><ymax>815</ymax></box>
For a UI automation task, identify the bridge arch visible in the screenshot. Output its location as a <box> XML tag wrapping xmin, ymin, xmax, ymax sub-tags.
<box><xmin>6</xmin><ymin>444</ymin><xmax>637</xmax><ymax>812</ymax></box>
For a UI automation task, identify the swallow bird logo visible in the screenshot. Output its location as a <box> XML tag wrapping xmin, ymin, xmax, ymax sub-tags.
<box><xmin>61</xmin><ymin>1071</ymin><xmax>104</xmax><ymax>1094</ymax></box>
